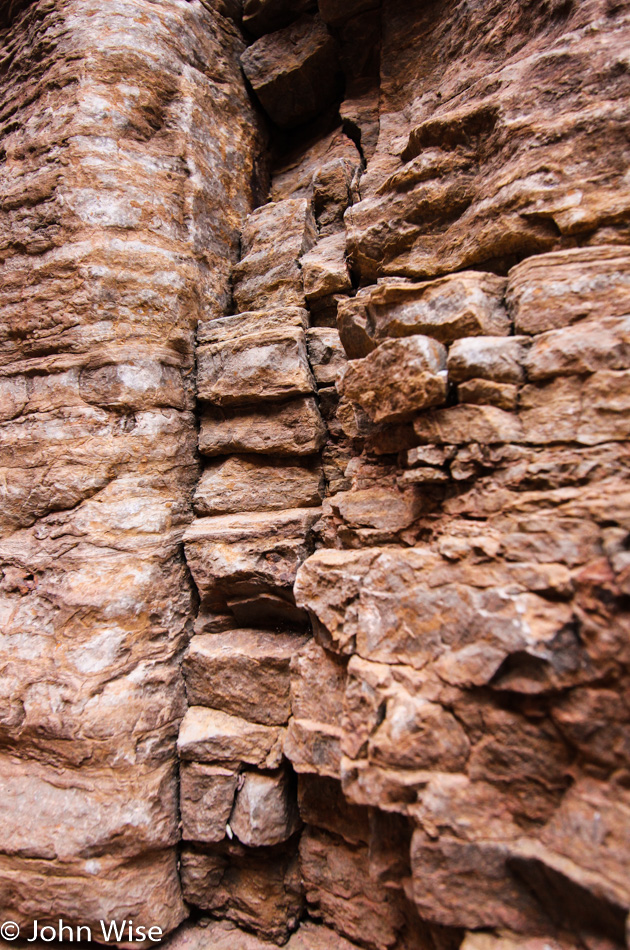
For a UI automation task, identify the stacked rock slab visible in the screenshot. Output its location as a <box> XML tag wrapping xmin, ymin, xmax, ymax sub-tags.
<box><xmin>179</xmin><ymin>195</ymin><xmax>327</xmax><ymax>941</ymax></box>
<box><xmin>0</xmin><ymin>0</ymin><xmax>260</xmax><ymax>933</ymax></box>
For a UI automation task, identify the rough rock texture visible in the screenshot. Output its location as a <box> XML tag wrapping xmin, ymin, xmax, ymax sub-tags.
<box><xmin>0</xmin><ymin>0</ymin><xmax>260</xmax><ymax>933</ymax></box>
<box><xmin>4</xmin><ymin>0</ymin><xmax>630</xmax><ymax>948</ymax></box>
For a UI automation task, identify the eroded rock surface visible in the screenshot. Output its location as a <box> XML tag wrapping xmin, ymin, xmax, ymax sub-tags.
<box><xmin>4</xmin><ymin>0</ymin><xmax>630</xmax><ymax>948</ymax></box>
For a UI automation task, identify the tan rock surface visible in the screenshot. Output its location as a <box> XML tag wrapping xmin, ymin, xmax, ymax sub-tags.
<box><xmin>232</xmin><ymin>198</ymin><xmax>316</xmax><ymax>312</ymax></box>
<box><xmin>193</xmin><ymin>454</ymin><xmax>324</xmax><ymax>516</ymax></box>
<box><xmin>230</xmin><ymin>767</ymin><xmax>301</xmax><ymax>847</ymax></box>
<box><xmin>183</xmin><ymin>629</ymin><xmax>309</xmax><ymax>726</ymax></box>
<box><xmin>199</xmin><ymin>397</ymin><xmax>326</xmax><ymax>457</ymax></box>
<box><xmin>178</xmin><ymin>707</ymin><xmax>285</xmax><ymax>770</ymax></box>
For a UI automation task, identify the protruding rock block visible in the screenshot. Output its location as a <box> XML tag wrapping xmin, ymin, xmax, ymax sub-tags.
<box><xmin>197</xmin><ymin>315</ymin><xmax>315</xmax><ymax>407</ymax></box>
<box><xmin>232</xmin><ymin>199</ymin><xmax>316</xmax><ymax>311</ymax></box>
<box><xmin>507</xmin><ymin>247</ymin><xmax>630</xmax><ymax>336</ymax></box>
<box><xmin>183</xmin><ymin>629</ymin><xmax>310</xmax><ymax>726</ymax></box>
<box><xmin>240</xmin><ymin>16</ymin><xmax>342</xmax><ymax>129</ymax></box>
<box><xmin>184</xmin><ymin>508</ymin><xmax>321</xmax><ymax>599</ymax></box>
<box><xmin>180</xmin><ymin>763</ymin><xmax>238</xmax><ymax>843</ymax></box>
<box><xmin>194</xmin><ymin>454</ymin><xmax>323</xmax><ymax>516</ymax></box>
<box><xmin>448</xmin><ymin>336</ymin><xmax>528</xmax><ymax>384</ymax></box>
<box><xmin>306</xmin><ymin>327</ymin><xmax>347</xmax><ymax>386</ymax></box>
<box><xmin>339</xmin><ymin>336</ymin><xmax>448</xmax><ymax>423</ymax></box>
<box><xmin>338</xmin><ymin>273</ymin><xmax>509</xmax><ymax>358</ymax></box>
<box><xmin>524</xmin><ymin>315</ymin><xmax>630</xmax><ymax>381</ymax></box>
<box><xmin>302</xmin><ymin>234</ymin><xmax>352</xmax><ymax>301</ymax></box>
<box><xmin>231</xmin><ymin>767</ymin><xmax>300</xmax><ymax>847</ymax></box>
<box><xmin>178</xmin><ymin>707</ymin><xmax>285</xmax><ymax>769</ymax></box>
<box><xmin>199</xmin><ymin>397</ymin><xmax>327</xmax><ymax>457</ymax></box>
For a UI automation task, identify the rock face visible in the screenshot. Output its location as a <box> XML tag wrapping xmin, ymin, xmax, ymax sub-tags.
<box><xmin>3</xmin><ymin>0</ymin><xmax>630</xmax><ymax>949</ymax></box>
<box><xmin>0</xmin><ymin>0</ymin><xmax>261</xmax><ymax>933</ymax></box>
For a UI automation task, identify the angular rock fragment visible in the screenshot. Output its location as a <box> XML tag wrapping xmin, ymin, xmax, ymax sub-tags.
<box><xmin>306</xmin><ymin>327</ymin><xmax>347</xmax><ymax>385</ymax></box>
<box><xmin>302</xmin><ymin>234</ymin><xmax>352</xmax><ymax>301</ymax></box>
<box><xmin>178</xmin><ymin>707</ymin><xmax>285</xmax><ymax>769</ymax></box>
<box><xmin>448</xmin><ymin>336</ymin><xmax>528</xmax><ymax>384</ymax></box>
<box><xmin>240</xmin><ymin>16</ymin><xmax>342</xmax><ymax>129</ymax></box>
<box><xmin>507</xmin><ymin>247</ymin><xmax>630</xmax><ymax>335</ymax></box>
<box><xmin>339</xmin><ymin>336</ymin><xmax>447</xmax><ymax>423</ymax></box>
<box><xmin>232</xmin><ymin>199</ymin><xmax>316</xmax><ymax>311</ymax></box>
<box><xmin>180</xmin><ymin>763</ymin><xmax>239</xmax><ymax>844</ymax></box>
<box><xmin>199</xmin><ymin>397</ymin><xmax>326</xmax><ymax>456</ymax></box>
<box><xmin>338</xmin><ymin>273</ymin><xmax>509</xmax><ymax>358</ymax></box>
<box><xmin>230</xmin><ymin>767</ymin><xmax>300</xmax><ymax>847</ymax></box>
<box><xmin>183</xmin><ymin>629</ymin><xmax>310</xmax><ymax>726</ymax></box>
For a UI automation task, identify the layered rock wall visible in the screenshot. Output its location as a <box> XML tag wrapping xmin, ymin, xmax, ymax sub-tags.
<box><xmin>2</xmin><ymin>1</ymin><xmax>630</xmax><ymax>948</ymax></box>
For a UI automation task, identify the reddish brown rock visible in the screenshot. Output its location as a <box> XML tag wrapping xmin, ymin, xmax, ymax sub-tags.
<box><xmin>0</xmin><ymin>0</ymin><xmax>261</xmax><ymax>931</ymax></box>
<box><xmin>338</xmin><ymin>273</ymin><xmax>509</xmax><ymax>359</ymax></box>
<box><xmin>302</xmin><ymin>234</ymin><xmax>352</xmax><ymax>302</ymax></box>
<box><xmin>339</xmin><ymin>336</ymin><xmax>448</xmax><ymax>424</ymax></box>
<box><xmin>232</xmin><ymin>199</ymin><xmax>317</xmax><ymax>312</ymax></box>
<box><xmin>507</xmin><ymin>247</ymin><xmax>630</xmax><ymax>336</ymax></box>
<box><xmin>178</xmin><ymin>707</ymin><xmax>285</xmax><ymax>770</ymax></box>
<box><xmin>181</xmin><ymin>841</ymin><xmax>303</xmax><ymax>943</ymax></box>
<box><xmin>199</xmin><ymin>397</ymin><xmax>327</xmax><ymax>457</ymax></box>
<box><xmin>183</xmin><ymin>629</ymin><xmax>309</xmax><ymax>726</ymax></box>
<box><xmin>300</xmin><ymin>827</ymin><xmax>407</xmax><ymax>950</ymax></box>
<box><xmin>230</xmin><ymin>767</ymin><xmax>300</xmax><ymax>847</ymax></box>
<box><xmin>180</xmin><ymin>763</ymin><xmax>238</xmax><ymax>844</ymax></box>
<box><xmin>240</xmin><ymin>16</ymin><xmax>342</xmax><ymax>129</ymax></box>
<box><xmin>193</xmin><ymin>454</ymin><xmax>324</xmax><ymax>516</ymax></box>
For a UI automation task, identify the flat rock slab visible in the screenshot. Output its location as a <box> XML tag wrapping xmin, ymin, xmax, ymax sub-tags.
<box><xmin>178</xmin><ymin>707</ymin><xmax>285</xmax><ymax>769</ymax></box>
<box><xmin>197</xmin><ymin>324</ymin><xmax>315</xmax><ymax>406</ymax></box>
<box><xmin>199</xmin><ymin>397</ymin><xmax>326</xmax><ymax>456</ymax></box>
<box><xmin>184</xmin><ymin>508</ymin><xmax>321</xmax><ymax>596</ymax></box>
<box><xmin>183</xmin><ymin>629</ymin><xmax>310</xmax><ymax>725</ymax></box>
<box><xmin>194</xmin><ymin>454</ymin><xmax>323</xmax><ymax>516</ymax></box>
<box><xmin>448</xmin><ymin>336</ymin><xmax>528</xmax><ymax>384</ymax></box>
<box><xmin>241</xmin><ymin>16</ymin><xmax>341</xmax><ymax>129</ymax></box>
<box><xmin>507</xmin><ymin>246</ymin><xmax>630</xmax><ymax>336</ymax></box>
